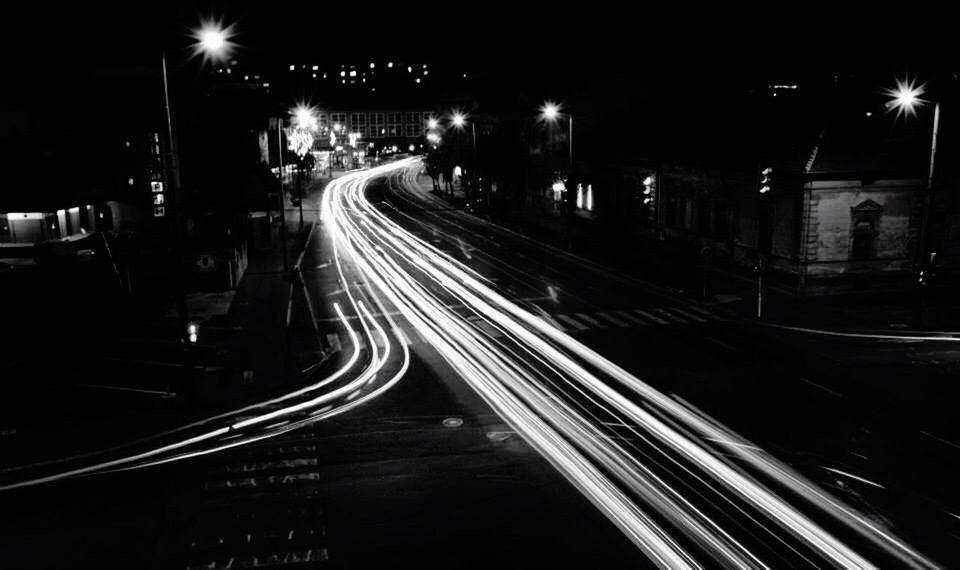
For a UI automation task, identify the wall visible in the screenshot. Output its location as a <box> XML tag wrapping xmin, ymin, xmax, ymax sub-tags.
<box><xmin>803</xmin><ymin>179</ymin><xmax>922</xmax><ymax>278</ymax></box>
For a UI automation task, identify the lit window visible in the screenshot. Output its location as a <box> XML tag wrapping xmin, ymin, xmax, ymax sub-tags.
<box><xmin>289</xmin><ymin>65</ymin><xmax>295</xmax><ymax>71</ymax></box>
<box><xmin>312</xmin><ymin>65</ymin><xmax>319</xmax><ymax>71</ymax></box>
<box><xmin>128</xmin><ymin>178</ymin><xmax>135</xmax><ymax>186</ymax></box>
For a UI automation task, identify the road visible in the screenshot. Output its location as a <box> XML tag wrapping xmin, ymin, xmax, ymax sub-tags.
<box><xmin>2</xmin><ymin>158</ymin><xmax>956</xmax><ymax>567</ymax></box>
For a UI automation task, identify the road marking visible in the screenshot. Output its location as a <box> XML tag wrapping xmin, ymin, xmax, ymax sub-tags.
<box><xmin>541</xmin><ymin>315</ymin><xmax>566</xmax><ymax>331</ymax></box>
<box><xmin>555</xmin><ymin>314</ymin><xmax>589</xmax><ymax>331</ymax></box>
<box><xmin>76</xmin><ymin>384</ymin><xmax>176</xmax><ymax>398</ymax></box>
<box><xmin>685</xmin><ymin>305</ymin><xmax>716</xmax><ymax>317</ymax></box>
<box><xmin>633</xmin><ymin>309</ymin><xmax>670</xmax><ymax>325</ymax></box>
<box><xmin>326</xmin><ymin>333</ymin><xmax>341</xmax><ymax>352</ymax></box>
<box><xmin>575</xmin><ymin>313</ymin><xmax>609</xmax><ymax>329</ymax></box>
<box><xmin>616</xmin><ymin>310</ymin><xmax>650</xmax><ymax>326</ymax></box>
<box><xmin>596</xmin><ymin>312</ymin><xmax>631</xmax><ymax>327</ymax></box>
<box><xmin>654</xmin><ymin>308</ymin><xmax>689</xmax><ymax>324</ymax></box>
<box><xmin>393</xmin><ymin>326</ymin><xmax>411</xmax><ymax>346</ymax></box>
<box><xmin>671</xmin><ymin>308</ymin><xmax>709</xmax><ymax>323</ymax></box>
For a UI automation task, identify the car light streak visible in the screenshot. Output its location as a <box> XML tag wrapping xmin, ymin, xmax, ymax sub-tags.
<box><xmin>316</xmin><ymin>159</ymin><xmax>936</xmax><ymax>568</ymax></box>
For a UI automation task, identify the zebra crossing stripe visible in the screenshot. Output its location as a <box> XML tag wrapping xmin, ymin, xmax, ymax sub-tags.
<box><xmin>633</xmin><ymin>309</ymin><xmax>670</xmax><ymax>325</ymax></box>
<box><xmin>616</xmin><ymin>310</ymin><xmax>651</xmax><ymax>326</ymax></box>
<box><xmin>555</xmin><ymin>314</ymin><xmax>590</xmax><ymax>331</ymax></box>
<box><xmin>671</xmin><ymin>308</ymin><xmax>709</xmax><ymax>323</ymax></box>
<box><xmin>596</xmin><ymin>312</ymin><xmax>631</xmax><ymax>327</ymax></box>
<box><xmin>685</xmin><ymin>305</ymin><xmax>716</xmax><ymax>317</ymax></box>
<box><xmin>654</xmin><ymin>308</ymin><xmax>689</xmax><ymax>324</ymax></box>
<box><xmin>575</xmin><ymin>313</ymin><xmax>609</xmax><ymax>328</ymax></box>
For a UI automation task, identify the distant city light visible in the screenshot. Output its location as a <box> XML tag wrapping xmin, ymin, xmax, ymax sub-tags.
<box><xmin>289</xmin><ymin>65</ymin><xmax>295</xmax><ymax>71</ymax></box>
<box><xmin>370</xmin><ymin>62</ymin><xmax>375</xmax><ymax>69</ymax></box>
<box><xmin>427</xmin><ymin>118</ymin><xmax>439</xmax><ymax>129</ymax></box>
<box><xmin>340</xmin><ymin>70</ymin><xmax>346</xmax><ymax>77</ymax></box>
<box><xmin>407</xmin><ymin>66</ymin><xmax>413</xmax><ymax>73</ymax></box>
<box><xmin>415</xmin><ymin>78</ymin><xmax>421</xmax><ymax>84</ymax></box>
<box><xmin>312</xmin><ymin>65</ymin><xmax>319</xmax><ymax>71</ymax></box>
<box><xmin>349</xmin><ymin>70</ymin><xmax>357</xmax><ymax>77</ymax></box>
<box><xmin>409</xmin><ymin>144</ymin><xmax>415</xmax><ymax>152</ymax></box>
<box><xmin>452</xmin><ymin>112</ymin><xmax>466</xmax><ymax>127</ymax></box>
<box><xmin>388</xmin><ymin>62</ymin><xmax>394</xmax><ymax>68</ymax></box>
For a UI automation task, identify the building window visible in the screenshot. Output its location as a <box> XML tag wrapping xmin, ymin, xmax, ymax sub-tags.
<box><xmin>849</xmin><ymin>199</ymin><xmax>883</xmax><ymax>261</ymax></box>
<box><xmin>387</xmin><ymin>112</ymin><xmax>402</xmax><ymax>137</ymax></box>
<box><xmin>851</xmin><ymin>218</ymin><xmax>875</xmax><ymax>260</ymax></box>
<box><xmin>369</xmin><ymin>113</ymin><xmax>384</xmax><ymax>138</ymax></box>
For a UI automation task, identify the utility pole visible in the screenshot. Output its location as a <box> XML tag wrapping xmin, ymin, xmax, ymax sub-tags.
<box><xmin>277</xmin><ymin>119</ymin><xmax>289</xmax><ymax>274</ymax></box>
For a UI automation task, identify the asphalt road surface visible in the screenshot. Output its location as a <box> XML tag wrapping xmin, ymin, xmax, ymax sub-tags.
<box><xmin>2</xmin><ymin>159</ymin><xmax>958</xmax><ymax>568</ymax></box>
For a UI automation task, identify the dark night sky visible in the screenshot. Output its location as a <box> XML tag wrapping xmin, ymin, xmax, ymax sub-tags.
<box><xmin>3</xmin><ymin>2</ymin><xmax>953</xmax><ymax>84</ymax></box>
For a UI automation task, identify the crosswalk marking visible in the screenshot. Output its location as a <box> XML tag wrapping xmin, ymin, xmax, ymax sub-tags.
<box><xmin>685</xmin><ymin>305</ymin><xmax>716</xmax><ymax>317</ymax></box>
<box><xmin>633</xmin><ymin>309</ymin><xmax>670</xmax><ymax>325</ymax></box>
<box><xmin>671</xmin><ymin>308</ymin><xmax>709</xmax><ymax>323</ymax></box>
<box><xmin>555</xmin><ymin>314</ymin><xmax>590</xmax><ymax>331</ymax></box>
<box><xmin>596</xmin><ymin>312</ymin><xmax>631</xmax><ymax>327</ymax></box>
<box><xmin>654</xmin><ymin>308</ymin><xmax>689</xmax><ymax>324</ymax></box>
<box><xmin>575</xmin><ymin>313</ymin><xmax>609</xmax><ymax>329</ymax></box>
<box><xmin>616</xmin><ymin>310</ymin><xmax>651</xmax><ymax>326</ymax></box>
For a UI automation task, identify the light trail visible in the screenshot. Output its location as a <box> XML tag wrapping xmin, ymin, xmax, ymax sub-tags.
<box><xmin>317</xmin><ymin>158</ymin><xmax>937</xmax><ymax>568</ymax></box>
<box><xmin>0</xmin><ymin>171</ymin><xmax>413</xmax><ymax>490</ymax></box>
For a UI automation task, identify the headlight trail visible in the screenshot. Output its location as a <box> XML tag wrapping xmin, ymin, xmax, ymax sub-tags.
<box><xmin>0</xmin><ymin>171</ymin><xmax>413</xmax><ymax>491</ymax></box>
<box><xmin>316</xmin><ymin>158</ymin><xmax>936</xmax><ymax>568</ymax></box>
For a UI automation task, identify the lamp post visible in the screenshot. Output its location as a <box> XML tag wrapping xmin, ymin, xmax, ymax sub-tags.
<box><xmin>886</xmin><ymin>77</ymin><xmax>941</xmax><ymax>324</ymax></box>
<box><xmin>162</xmin><ymin>21</ymin><xmax>232</xmax><ymax>346</ymax></box>
<box><xmin>291</xmin><ymin>104</ymin><xmax>319</xmax><ymax>230</ymax></box>
<box><xmin>451</xmin><ymin>111</ymin><xmax>477</xmax><ymax>198</ymax></box>
<box><xmin>540</xmin><ymin>102</ymin><xmax>573</xmax><ymax>170</ymax></box>
<box><xmin>885</xmin><ymin>77</ymin><xmax>941</xmax><ymax>269</ymax></box>
<box><xmin>276</xmin><ymin>119</ymin><xmax>290</xmax><ymax>274</ymax></box>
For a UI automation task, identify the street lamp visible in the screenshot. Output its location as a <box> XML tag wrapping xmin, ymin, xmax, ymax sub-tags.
<box><xmin>885</xmin><ymin>77</ymin><xmax>940</xmax><ymax>269</ymax></box>
<box><xmin>289</xmin><ymin>104</ymin><xmax>318</xmax><ymax>229</ymax></box>
<box><xmin>451</xmin><ymin>111</ymin><xmax>477</xmax><ymax>198</ymax></box>
<box><xmin>540</xmin><ymin>101</ymin><xmax>573</xmax><ymax>170</ymax></box>
<box><xmin>161</xmin><ymin>19</ymin><xmax>235</xmax><ymax>348</ymax></box>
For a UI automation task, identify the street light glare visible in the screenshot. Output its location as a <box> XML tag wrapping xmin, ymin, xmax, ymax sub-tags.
<box><xmin>292</xmin><ymin>104</ymin><xmax>318</xmax><ymax>131</ymax></box>
<box><xmin>200</xmin><ymin>28</ymin><xmax>226</xmax><ymax>53</ymax></box>
<box><xmin>541</xmin><ymin>102</ymin><xmax>560</xmax><ymax>121</ymax></box>
<box><xmin>191</xmin><ymin>19</ymin><xmax>236</xmax><ymax>63</ymax></box>
<box><xmin>428</xmin><ymin>118</ymin><xmax>439</xmax><ymax>129</ymax></box>
<box><xmin>452</xmin><ymin>112</ymin><xmax>466</xmax><ymax>127</ymax></box>
<box><xmin>884</xmin><ymin>77</ymin><xmax>927</xmax><ymax>121</ymax></box>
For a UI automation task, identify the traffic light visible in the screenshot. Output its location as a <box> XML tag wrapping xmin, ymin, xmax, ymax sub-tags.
<box><xmin>642</xmin><ymin>175</ymin><xmax>655</xmax><ymax>205</ymax></box>
<box><xmin>187</xmin><ymin>322</ymin><xmax>199</xmax><ymax>344</ymax></box>
<box><xmin>759</xmin><ymin>167</ymin><xmax>773</xmax><ymax>194</ymax></box>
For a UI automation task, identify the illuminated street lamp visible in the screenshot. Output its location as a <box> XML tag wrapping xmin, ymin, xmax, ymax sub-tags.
<box><xmin>885</xmin><ymin>77</ymin><xmax>940</xmax><ymax>268</ymax></box>
<box><xmin>539</xmin><ymin>101</ymin><xmax>573</xmax><ymax>169</ymax></box>
<box><xmin>160</xmin><ymin>18</ymin><xmax>236</xmax><ymax>349</ymax></box>
<box><xmin>427</xmin><ymin>117</ymin><xmax>439</xmax><ymax>130</ymax></box>
<box><xmin>450</xmin><ymin>111</ymin><xmax>478</xmax><ymax>196</ymax></box>
<box><xmin>288</xmin><ymin>104</ymin><xmax>318</xmax><ymax>229</ymax></box>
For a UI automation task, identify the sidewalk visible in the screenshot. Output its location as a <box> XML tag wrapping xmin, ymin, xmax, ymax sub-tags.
<box><xmin>210</xmin><ymin>171</ymin><xmax>341</xmax><ymax>407</ymax></box>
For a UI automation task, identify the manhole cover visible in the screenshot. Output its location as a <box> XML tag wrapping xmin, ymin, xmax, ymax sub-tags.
<box><xmin>442</xmin><ymin>417</ymin><xmax>463</xmax><ymax>428</ymax></box>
